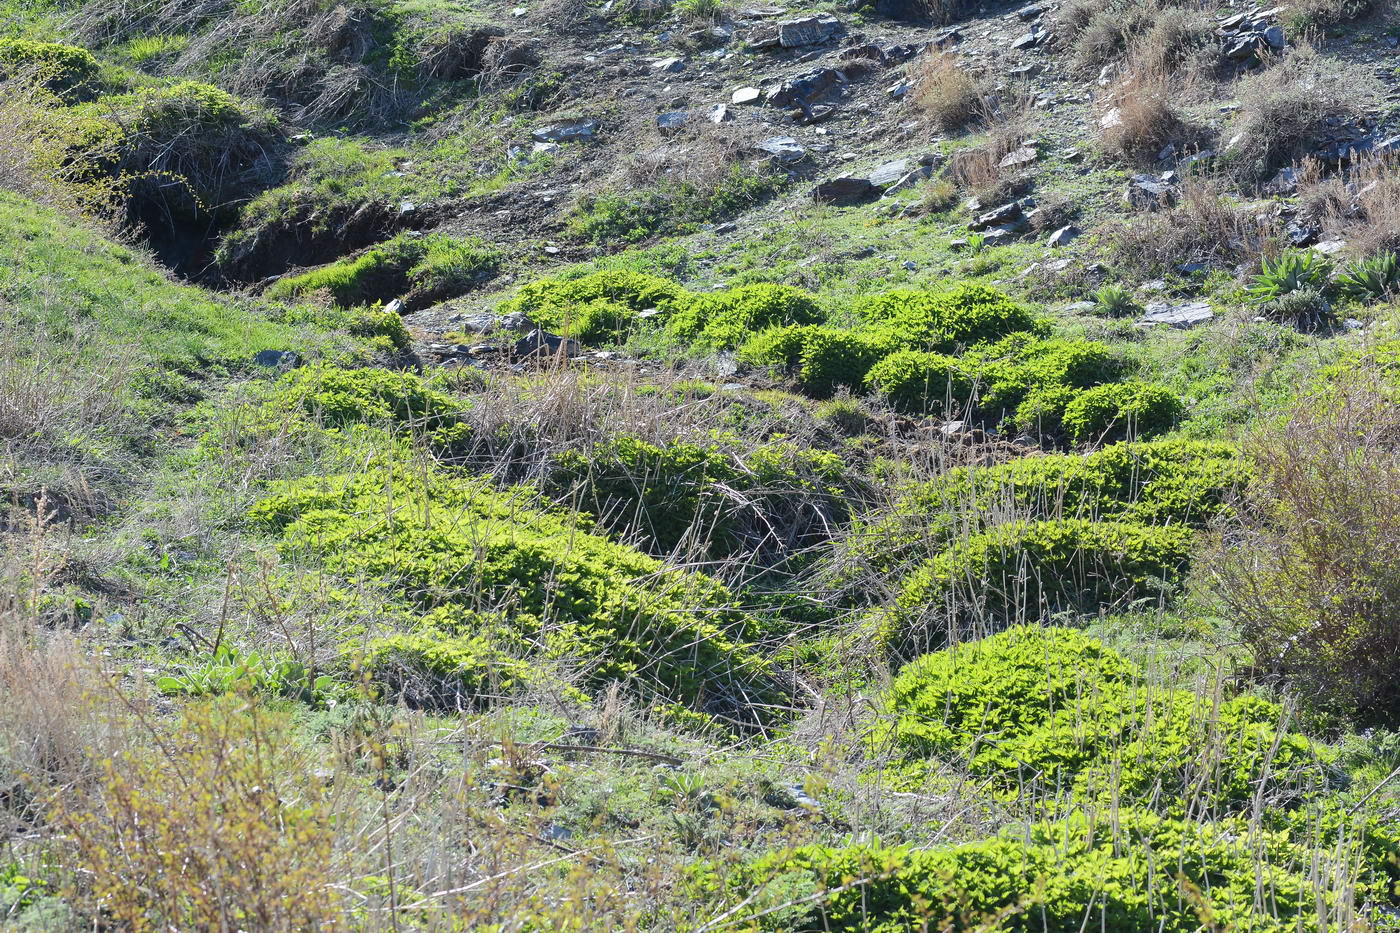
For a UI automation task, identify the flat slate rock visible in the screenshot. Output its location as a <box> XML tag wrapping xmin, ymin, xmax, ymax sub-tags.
<box><xmin>1140</xmin><ymin>300</ymin><xmax>1214</xmax><ymax>329</ymax></box>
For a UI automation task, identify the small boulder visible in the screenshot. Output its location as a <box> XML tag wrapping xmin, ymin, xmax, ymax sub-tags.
<box><xmin>812</xmin><ymin>176</ymin><xmax>875</xmax><ymax>205</ymax></box>
<box><xmin>731</xmin><ymin>86</ymin><xmax>762</xmax><ymax>105</ymax></box>
<box><xmin>531</xmin><ymin>119</ymin><xmax>598</xmax><ymax>143</ymax></box>
<box><xmin>755</xmin><ymin>136</ymin><xmax>807</xmax><ymax>163</ymax></box>
<box><xmin>1047</xmin><ymin>225</ymin><xmax>1079</xmax><ymax>247</ymax></box>
<box><xmin>776</xmin><ymin>14</ymin><xmax>844</xmax><ymax>48</ymax></box>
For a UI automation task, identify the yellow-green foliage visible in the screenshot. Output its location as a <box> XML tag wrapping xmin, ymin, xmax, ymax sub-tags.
<box><xmin>545</xmin><ymin>435</ymin><xmax>851</xmax><ymax>556</ymax></box>
<box><xmin>877</xmin><ymin>519</ymin><xmax>1194</xmax><ymax>654</ymax></box>
<box><xmin>1062</xmin><ymin>381</ymin><xmax>1185</xmax><ymax>443</ymax></box>
<box><xmin>863</xmin><ymin>349</ymin><xmax>971</xmax><ymax>412</ymax></box>
<box><xmin>275</xmin><ymin>365</ymin><xmax>465</xmax><ymax>429</ymax></box>
<box><xmin>874</xmin><ymin>626</ymin><xmax>1321</xmax><ymax>809</ymax></box>
<box><xmin>856</xmin><ymin>439</ymin><xmax>1247</xmax><ymax>575</ymax></box>
<box><xmin>249</xmin><ymin>463</ymin><xmax>777</xmax><ymax>715</ymax></box>
<box><xmin>852</xmin><ymin>282</ymin><xmax>1045</xmax><ymax>348</ymax></box>
<box><xmin>497</xmin><ymin>269</ymin><xmax>688</xmax><ymax>342</ymax></box>
<box><xmin>736</xmin><ymin>808</ymin><xmax>1394</xmax><ymax>933</ymax></box>
<box><xmin>667</xmin><ymin>283</ymin><xmax>824</xmax><ymax>349</ymax></box>
<box><xmin>266</xmin><ymin>232</ymin><xmax>501</xmax><ymax>309</ymax></box>
<box><xmin>963</xmin><ymin>334</ymin><xmax>1127</xmax><ymax>431</ymax></box>
<box><xmin>0</xmin><ymin>38</ymin><xmax>99</xmax><ymax>98</ymax></box>
<box><xmin>52</xmin><ymin>699</ymin><xmax>340</xmax><ymax>930</ymax></box>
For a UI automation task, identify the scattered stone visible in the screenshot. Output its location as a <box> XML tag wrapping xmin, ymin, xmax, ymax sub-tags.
<box><xmin>1125</xmin><ymin>173</ymin><xmax>1176</xmax><ymax>209</ymax></box>
<box><xmin>868</xmin><ymin>159</ymin><xmax>911</xmax><ymax>188</ymax></box>
<box><xmin>731</xmin><ymin>86</ymin><xmax>762</xmax><ymax>105</ymax></box>
<box><xmin>656</xmin><ymin>110</ymin><xmax>690</xmax><ymax>135</ymax></box>
<box><xmin>253</xmin><ymin>349</ymin><xmax>300</xmax><ymax>370</ymax></box>
<box><xmin>1285</xmin><ymin>221</ymin><xmax>1319</xmax><ymax>247</ymax></box>
<box><xmin>532</xmin><ymin>141</ymin><xmax>561</xmax><ymax>156</ymax></box>
<box><xmin>970</xmin><ymin>201</ymin><xmax>1025</xmax><ymax>231</ymax></box>
<box><xmin>777</xmin><ymin>14</ymin><xmax>843</xmax><ymax>47</ymax></box>
<box><xmin>531</xmin><ymin>118</ymin><xmax>598</xmax><ymax>143</ymax></box>
<box><xmin>1139</xmin><ymin>300</ymin><xmax>1214</xmax><ymax>329</ymax></box>
<box><xmin>515</xmin><ymin>329</ymin><xmax>580</xmax><ymax>359</ymax></box>
<box><xmin>886</xmin><ymin>79</ymin><xmax>913</xmax><ymax>99</ymax></box>
<box><xmin>708</xmin><ymin>103</ymin><xmax>733</xmax><ymax>123</ymax></box>
<box><xmin>1047</xmin><ymin>225</ymin><xmax>1079</xmax><ymax>247</ymax></box>
<box><xmin>999</xmin><ymin>145</ymin><xmax>1037</xmax><ymax>170</ymax></box>
<box><xmin>652</xmin><ymin>56</ymin><xmax>685</xmax><ymax>73</ymax></box>
<box><xmin>755</xmin><ymin>135</ymin><xmax>807</xmax><ymax>163</ymax></box>
<box><xmin>1312</xmin><ymin>239</ymin><xmax>1348</xmax><ymax>256</ymax></box>
<box><xmin>766</xmin><ymin>68</ymin><xmax>846</xmax><ymax>108</ymax></box>
<box><xmin>1011</xmin><ymin>30</ymin><xmax>1041</xmax><ymax>50</ymax></box>
<box><xmin>812</xmin><ymin>176</ymin><xmax>875</xmax><ymax>205</ymax></box>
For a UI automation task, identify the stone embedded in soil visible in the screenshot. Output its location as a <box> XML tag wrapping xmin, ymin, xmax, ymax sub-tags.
<box><xmin>812</xmin><ymin>176</ymin><xmax>875</xmax><ymax>205</ymax></box>
<box><xmin>531</xmin><ymin>119</ymin><xmax>598</xmax><ymax>143</ymax></box>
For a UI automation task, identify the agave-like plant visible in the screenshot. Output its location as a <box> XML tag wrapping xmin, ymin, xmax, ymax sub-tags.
<box><xmin>1247</xmin><ymin>250</ymin><xmax>1333</xmax><ymax>303</ymax></box>
<box><xmin>1092</xmin><ymin>283</ymin><xmax>1138</xmax><ymax>316</ymax></box>
<box><xmin>1336</xmin><ymin>252</ymin><xmax>1400</xmax><ymax>302</ymax></box>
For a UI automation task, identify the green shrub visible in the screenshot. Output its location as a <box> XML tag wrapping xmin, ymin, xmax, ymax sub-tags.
<box><xmin>878</xmin><ymin>519</ymin><xmax>1194</xmax><ymax>655</ymax></box>
<box><xmin>1062</xmin><ymin>381</ymin><xmax>1184</xmax><ymax>443</ymax></box>
<box><xmin>361</xmin><ymin>627</ymin><xmax>531</xmax><ymax>709</ymax></box>
<box><xmin>0</xmin><ymin>38</ymin><xmax>100</xmax><ymax>97</ymax></box>
<box><xmin>965</xmin><ymin>334</ymin><xmax>1123</xmax><ymax>420</ymax></box>
<box><xmin>797</xmin><ymin>328</ymin><xmax>885</xmax><ymax>397</ymax></box>
<box><xmin>274</xmin><ymin>366</ymin><xmax>465</xmax><ymax>430</ymax></box>
<box><xmin>873</xmin><ymin>626</ymin><xmax>1321</xmax><ymax>809</ymax></box>
<box><xmin>498</xmin><ymin>269</ymin><xmax>688</xmax><ymax>340</ymax></box>
<box><xmin>249</xmin><ymin>466</ymin><xmax>777</xmax><ymax>716</ymax></box>
<box><xmin>669</xmin><ymin>283</ymin><xmax>824</xmax><ymax>349</ymax></box>
<box><xmin>852</xmin><ymin>283</ymin><xmax>1043</xmax><ymax>348</ymax></box>
<box><xmin>863</xmin><ymin>350</ymin><xmax>971</xmax><ymax>413</ymax></box>
<box><xmin>736</xmin><ymin>808</ymin><xmax>1383</xmax><ymax>932</ymax></box>
<box><xmin>545</xmin><ymin>436</ymin><xmax>851</xmax><ymax>558</ymax></box>
<box><xmin>736</xmin><ymin>324</ymin><xmax>822</xmax><ymax>370</ymax></box>
<box><xmin>852</xmin><ymin>439</ymin><xmax>1248</xmax><ymax>578</ymax></box>
<box><xmin>266</xmin><ymin>232</ymin><xmax>500</xmax><ymax>310</ymax></box>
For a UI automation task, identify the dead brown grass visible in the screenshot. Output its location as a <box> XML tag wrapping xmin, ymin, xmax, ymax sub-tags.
<box><xmin>1213</xmin><ymin>372</ymin><xmax>1400</xmax><ymax>723</ymax></box>
<box><xmin>1096</xmin><ymin>75</ymin><xmax>1188</xmax><ymax>164</ymax></box>
<box><xmin>910</xmin><ymin>51</ymin><xmax>989</xmax><ymax>133</ymax></box>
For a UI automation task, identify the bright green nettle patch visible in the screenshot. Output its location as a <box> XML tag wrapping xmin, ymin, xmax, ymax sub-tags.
<box><xmin>875</xmin><ymin>519</ymin><xmax>1194</xmax><ymax>655</ymax></box>
<box><xmin>544</xmin><ymin>435</ymin><xmax>851</xmax><ymax>558</ymax></box>
<box><xmin>871</xmin><ymin>626</ymin><xmax>1322</xmax><ymax>810</ymax></box>
<box><xmin>249</xmin><ymin>465</ymin><xmax>777</xmax><ymax>716</ymax></box>
<box><xmin>854</xmin><ymin>439</ymin><xmax>1247</xmax><ymax>575</ymax></box>
<box><xmin>266</xmin><ymin>232</ymin><xmax>501</xmax><ymax>310</ymax></box>
<box><xmin>0</xmin><ymin>38</ymin><xmax>100</xmax><ymax>97</ymax></box>
<box><xmin>863</xmin><ymin>350</ymin><xmax>971</xmax><ymax>413</ymax></box>
<box><xmin>851</xmin><ymin>282</ymin><xmax>1046</xmax><ymax>348</ymax></box>
<box><xmin>1062</xmin><ymin>381</ymin><xmax>1185</xmax><ymax>444</ymax></box>
<box><xmin>667</xmin><ymin>283</ymin><xmax>824</xmax><ymax>350</ymax></box>
<box><xmin>734</xmin><ymin>808</ymin><xmax>1392</xmax><ymax>933</ymax></box>
<box><xmin>497</xmin><ymin>269</ymin><xmax>689</xmax><ymax>342</ymax></box>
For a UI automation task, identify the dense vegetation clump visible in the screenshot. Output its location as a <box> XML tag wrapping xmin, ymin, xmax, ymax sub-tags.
<box><xmin>875</xmin><ymin>519</ymin><xmax>1194</xmax><ymax>653</ymax></box>
<box><xmin>266</xmin><ymin>232</ymin><xmax>502</xmax><ymax>310</ymax></box>
<box><xmin>249</xmin><ymin>465</ymin><xmax>778</xmax><ymax>717</ymax></box>
<box><xmin>0</xmin><ymin>38</ymin><xmax>99</xmax><ymax>97</ymax></box>
<box><xmin>736</xmin><ymin>808</ymin><xmax>1395</xmax><ymax>933</ymax></box>
<box><xmin>872</xmin><ymin>626</ymin><xmax>1321</xmax><ymax>808</ymax></box>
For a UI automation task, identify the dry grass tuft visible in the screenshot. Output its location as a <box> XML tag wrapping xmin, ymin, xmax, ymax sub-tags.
<box><xmin>1213</xmin><ymin>373</ymin><xmax>1400</xmax><ymax>722</ymax></box>
<box><xmin>1096</xmin><ymin>75</ymin><xmax>1188</xmax><ymax>164</ymax></box>
<box><xmin>911</xmin><ymin>51</ymin><xmax>989</xmax><ymax>133</ymax></box>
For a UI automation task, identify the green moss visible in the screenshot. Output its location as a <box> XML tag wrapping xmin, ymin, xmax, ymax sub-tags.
<box><xmin>249</xmin><ymin>464</ymin><xmax>778</xmax><ymax>716</ymax></box>
<box><xmin>852</xmin><ymin>282</ymin><xmax>1045</xmax><ymax>348</ymax></box>
<box><xmin>266</xmin><ymin>232</ymin><xmax>500</xmax><ymax>310</ymax></box>
<box><xmin>855</xmin><ymin>439</ymin><xmax>1247</xmax><ymax>578</ymax></box>
<box><xmin>544</xmin><ymin>436</ymin><xmax>851</xmax><ymax>558</ymax></box>
<box><xmin>877</xmin><ymin>519</ymin><xmax>1194</xmax><ymax>654</ymax></box>
<box><xmin>1062</xmin><ymin>381</ymin><xmax>1185</xmax><ymax>444</ymax></box>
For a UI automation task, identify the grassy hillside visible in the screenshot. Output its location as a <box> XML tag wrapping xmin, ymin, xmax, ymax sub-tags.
<box><xmin>5</xmin><ymin>0</ymin><xmax>1400</xmax><ymax>929</ymax></box>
